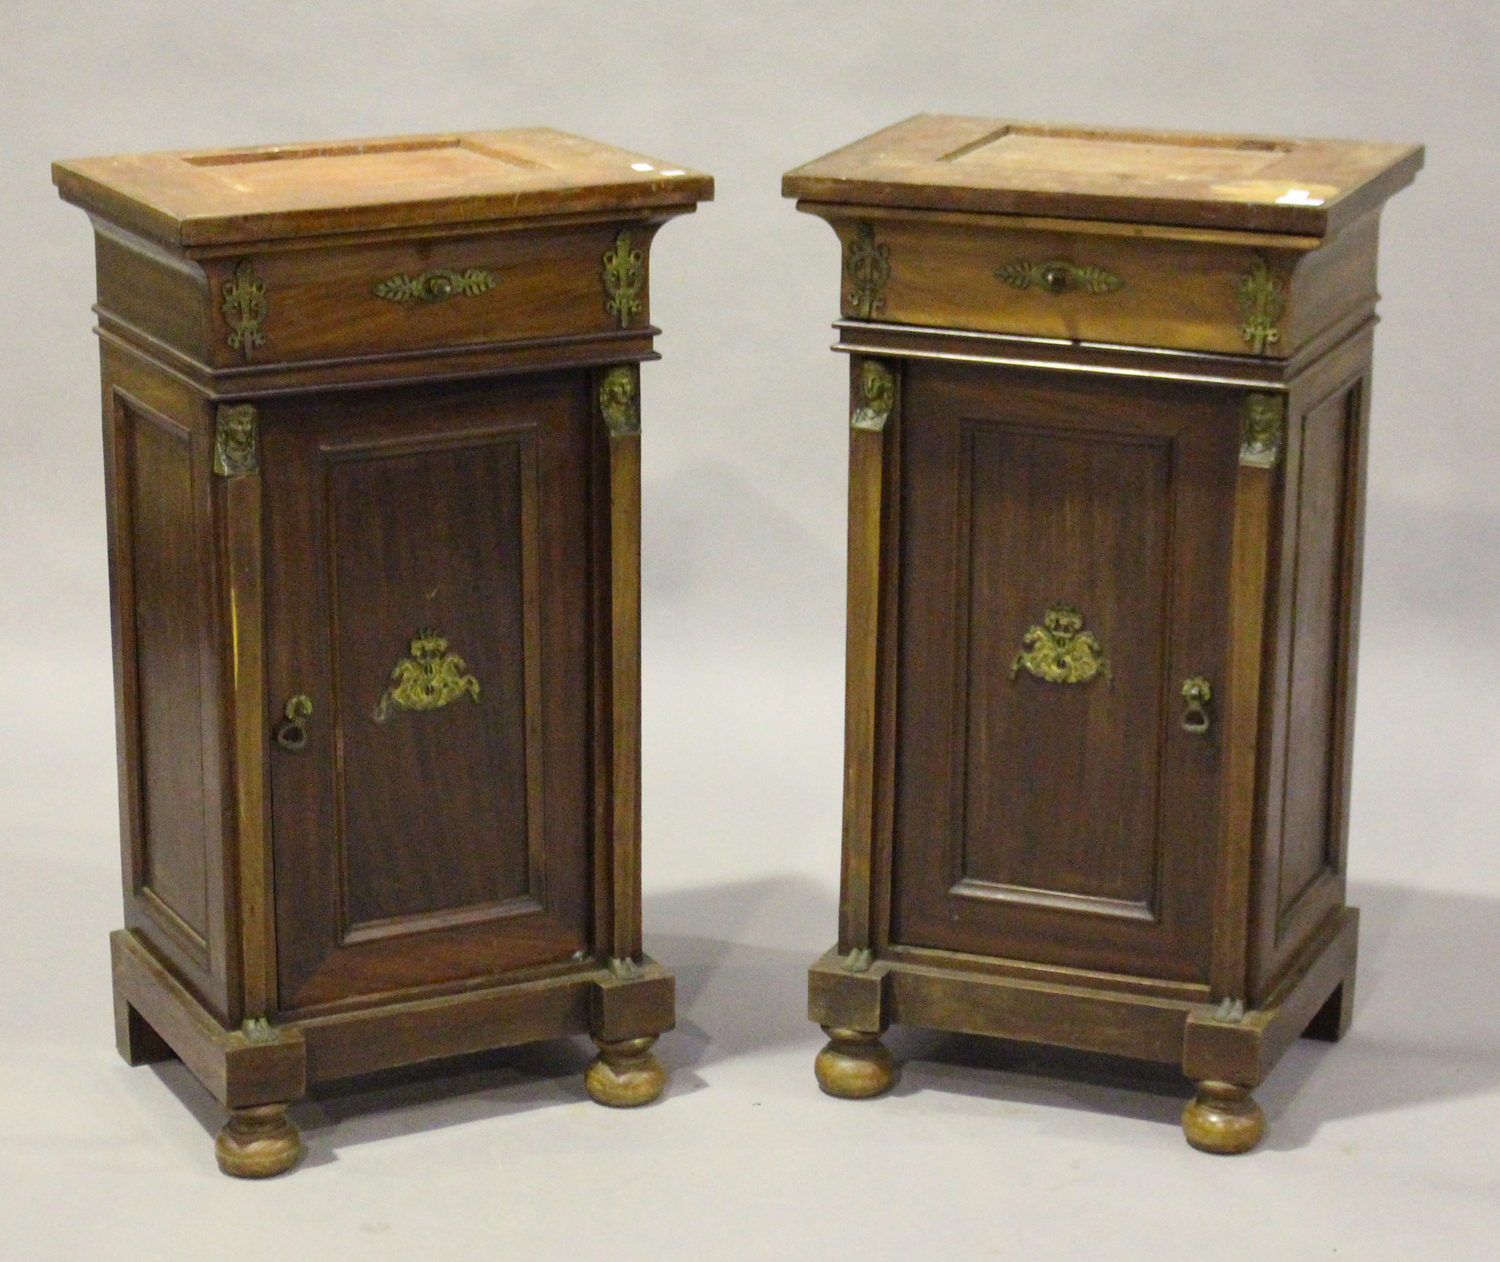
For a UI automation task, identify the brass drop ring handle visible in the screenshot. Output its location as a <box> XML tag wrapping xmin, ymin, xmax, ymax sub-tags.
<box><xmin>274</xmin><ymin>694</ymin><xmax>312</xmax><ymax>752</ymax></box>
<box><xmin>1181</xmin><ymin>677</ymin><xmax>1212</xmax><ymax>735</ymax></box>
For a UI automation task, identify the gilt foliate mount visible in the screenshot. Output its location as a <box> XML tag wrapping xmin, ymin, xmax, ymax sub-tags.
<box><xmin>1237</xmin><ymin>256</ymin><xmax>1285</xmax><ymax>355</ymax></box>
<box><xmin>995</xmin><ymin>258</ymin><xmax>1125</xmax><ymax>296</ymax></box>
<box><xmin>602</xmin><ymin>230</ymin><xmax>645</xmax><ymax>328</ymax></box>
<box><xmin>221</xmin><ymin>260</ymin><xmax>267</xmax><ymax>360</ymax></box>
<box><xmin>373</xmin><ymin>268</ymin><xmax>496</xmax><ymax>304</ymax></box>
<box><xmin>1011</xmin><ymin>605</ymin><xmax>1113</xmax><ymax>686</ymax></box>
<box><xmin>373</xmin><ymin>631</ymin><xmax>481</xmax><ymax>724</ymax></box>
<box><xmin>844</xmin><ymin>222</ymin><xmax>891</xmax><ymax>319</ymax></box>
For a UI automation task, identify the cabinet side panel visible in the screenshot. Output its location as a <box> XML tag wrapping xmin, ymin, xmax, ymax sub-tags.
<box><xmin>124</xmin><ymin>401</ymin><xmax>211</xmax><ymax>947</ymax></box>
<box><xmin>94</xmin><ymin>224</ymin><xmax>211</xmax><ymax>363</ymax></box>
<box><xmin>1275</xmin><ymin>388</ymin><xmax>1353</xmax><ymax>911</ymax></box>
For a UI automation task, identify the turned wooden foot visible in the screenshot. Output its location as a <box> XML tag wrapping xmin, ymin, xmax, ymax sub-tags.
<box><xmin>814</xmin><ymin>1026</ymin><xmax>897</xmax><ymax>1099</ymax></box>
<box><xmin>1182</xmin><ymin>1080</ymin><xmax>1265</xmax><ymax>1154</ymax></box>
<box><xmin>586</xmin><ymin>1035</ymin><xmax>666</xmax><ymax>1107</ymax></box>
<box><xmin>215</xmin><ymin>1104</ymin><xmax>301</xmax><ymax>1178</ymax></box>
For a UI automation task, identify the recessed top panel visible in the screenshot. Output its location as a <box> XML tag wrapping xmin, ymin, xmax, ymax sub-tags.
<box><xmin>783</xmin><ymin>116</ymin><xmax>1422</xmax><ymax>236</ymax></box>
<box><xmin>54</xmin><ymin>128</ymin><xmax>713</xmax><ymax>249</ymax></box>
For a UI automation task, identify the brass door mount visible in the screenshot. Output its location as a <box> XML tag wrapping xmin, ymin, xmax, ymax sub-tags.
<box><xmin>1181</xmin><ymin>677</ymin><xmax>1212</xmax><ymax>734</ymax></box>
<box><xmin>273</xmin><ymin>694</ymin><xmax>312</xmax><ymax>752</ymax></box>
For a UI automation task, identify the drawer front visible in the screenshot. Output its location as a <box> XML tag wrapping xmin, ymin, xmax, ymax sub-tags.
<box><xmin>831</xmin><ymin>214</ymin><xmax>1306</xmax><ymax>357</ymax></box>
<box><xmin>203</xmin><ymin>219</ymin><xmax>656</xmax><ymax>368</ymax></box>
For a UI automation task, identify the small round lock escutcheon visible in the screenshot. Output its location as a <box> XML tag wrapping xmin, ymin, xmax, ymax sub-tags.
<box><xmin>273</xmin><ymin>694</ymin><xmax>312</xmax><ymax>752</ymax></box>
<box><xmin>1181</xmin><ymin>676</ymin><xmax>1212</xmax><ymax>735</ymax></box>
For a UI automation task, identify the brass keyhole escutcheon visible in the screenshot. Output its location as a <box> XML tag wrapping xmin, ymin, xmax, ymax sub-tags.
<box><xmin>274</xmin><ymin>694</ymin><xmax>312</xmax><ymax>752</ymax></box>
<box><xmin>1181</xmin><ymin>677</ymin><xmax>1212</xmax><ymax>735</ymax></box>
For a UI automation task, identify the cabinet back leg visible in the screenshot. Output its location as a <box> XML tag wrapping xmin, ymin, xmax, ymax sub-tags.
<box><xmin>1302</xmin><ymin>979</ymin><xmax>1355</xmax><ymax>1042</ymax></box>
<box><xmin>113</xmin><ymin>991</ymin><xmax>175</xmax><ymax>1066</ymax></box>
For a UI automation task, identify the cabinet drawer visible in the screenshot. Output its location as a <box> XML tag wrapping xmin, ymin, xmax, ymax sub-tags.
<box><xmin>95</xmin><ymin>217</ymin><xmax>659</xmax><ymax>373</ymax></box>
<box><xmin>827</xmin><ymin>210</ymin><xmax>1377</xmax><ymax>360</ymax></box>
<box><xmin>199</xmin><ymin>220</ymin><xmax>653</xmax><ymax>368</ymax></box>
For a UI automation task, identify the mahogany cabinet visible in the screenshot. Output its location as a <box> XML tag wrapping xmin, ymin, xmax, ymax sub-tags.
<box><xmin>784</xmin><ymin>116</ymin><xmax>1421</xmax><ymax>1152</ymax></box>
<box><xmin>54</xmin><ymin>129</ymin><xmax>711</xmax><ymax>1176</ymax></box>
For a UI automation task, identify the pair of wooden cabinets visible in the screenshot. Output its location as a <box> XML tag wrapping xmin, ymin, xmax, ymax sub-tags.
<box><xmin>56</xmin><ymin>119</ymin><xmax>1419</xmax><ymax>1175</ymax></box>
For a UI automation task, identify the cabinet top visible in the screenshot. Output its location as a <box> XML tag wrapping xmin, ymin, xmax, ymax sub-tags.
<box><xmin>783</xmin><ymin>116</ymin><xmax>1422</xmax><ymax>237</ymax></box>
<box><xmin>53</xmin><ymin>129</ymin><xmax>714</xmax><ymax>249</ymax></box>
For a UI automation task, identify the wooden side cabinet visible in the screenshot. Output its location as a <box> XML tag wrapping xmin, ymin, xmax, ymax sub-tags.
<box><xmin>54</xmin><ymin>130</ymin><xmax>711</xmax><ymax>1176</ymax></box>
<box><xmin>784</xmin><ymin>116</ymin><xmax>1421</xmax><ymax>1152</ymax></box>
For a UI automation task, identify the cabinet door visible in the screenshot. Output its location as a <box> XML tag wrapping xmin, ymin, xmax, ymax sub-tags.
<box><xmin>890</xmin><ymin>362</ymin><xmax>1236</xmax><ymax>983</ymax></box>
<box><xmin>262</xmin><ymin>372</ymin><xmax>593</xmax><ymax>1013</ymax></box>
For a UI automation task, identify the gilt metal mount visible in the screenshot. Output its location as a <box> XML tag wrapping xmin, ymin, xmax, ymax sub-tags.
<box><xmin>850</xmin><ymin>359</ymin><xmax>896</xmax><ymax>432</ymax></box>
<box><xmin>1237</xmin><ymin>256</ymin><xmax>1285</xmax><ymax>355</ymax></box>
<box><xmin>1011</xmin><ymin>605</ymin><xmax>1112</xmax><ymax>686</ymax></box>
<box><xmin>1241</xmin><ymin>393</ymin><xmax>1286</xmax><ymax>468</ymax></box>
<box><xmin>373</xmin><ymin>631</ymin><xmax>480</xmax><ymax>724</ymax></box>
<box><xmin>373</xmin><ymin>268</ymin><xmax>496</xmax><ymax>304</ymax></box>
<box><xmin>213</xmin><ymin>403</ymin><xmax>259</xmax><ymax>477</ymax></box>
<box><xmin>598</xmin><ymin>364</ymin><xmax>640</xmax><ymax>437</ymax></box>
<box><xmin>602</xmin><ymin>230</ymin><xmax>645</xmax><ymax>328</ymax></box>
<box><xmin>996</xmin><ymin>258</ymin><xmax>1124</xmax><ymax>295</ymax></box>
<box><xmin>221</xmin><ymin>260</ymin><xmax>267</xmax><ymax>360</ymax></box>
<box><xmin>844</xmin><ymin>221</ymin><xmax>891</xmax><ymax>319</ymax></box>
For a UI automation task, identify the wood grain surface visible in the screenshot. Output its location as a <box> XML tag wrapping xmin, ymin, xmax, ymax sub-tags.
<box><xmin>54</xmin><ymin>128</ymin><xmax>712</xmax><ymax>248</ymax></box>
<box><xmin>784</xmin><ymin>114</ymin><xmax>1421</xmax><ymax>237</ymax></box>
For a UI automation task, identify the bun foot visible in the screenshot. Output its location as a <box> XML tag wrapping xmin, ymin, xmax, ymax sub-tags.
<box><xmin>215</xmin><ymin>1103</ymin><xmax>301</xmax><ymax>1178</ymax></box>
<box><xmin>586</xmin><ymin>1035</ymin><xmax>666</xmax><ymax>1107</ymax></box>
<box><xmin>1182</xmin><ymin>1080</ymin><xmax>1265</xmax><ymax>1154</ymax></box>
<box><xmin>814</xmin><ymin>1026</ymin><xmax>897</xmax><ymax>1099</ymax></box>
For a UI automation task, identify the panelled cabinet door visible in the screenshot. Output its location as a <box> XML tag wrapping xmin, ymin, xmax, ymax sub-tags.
<box><xmin>890</xmin><ymin>362</ymin><xmax>1238</xmax><ymax>983</ymax></box>
<box><xmin>262</xmin><ymin>372</ymin><xmax>594</xmax><ymax>1013</ymax></box>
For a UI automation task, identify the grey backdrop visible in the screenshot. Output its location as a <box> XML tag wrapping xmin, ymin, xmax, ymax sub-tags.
<box><xmin>2</xmin><ymin>3</ymin><xmax>1497</xmax><ymax>1258</ymax></box>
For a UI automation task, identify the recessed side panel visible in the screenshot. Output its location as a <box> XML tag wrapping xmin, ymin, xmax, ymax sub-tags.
<box><xmin>958</xmin><ymin>423</ymin><xmax>1171</xmax><ymax>914</ymax></box>
<box><xmin>123</xmin><ymin>399</ymin><xmax>211</xmax><ymax>955</ymax></box>
<box><xmin>1275</xmin><ymin>387</ymin><xmax>1354</xmax><ymax>914</ymax></box>
<box><xmin>890</xmin><ymin>361</ymin><xmax>1235</xmax><ymax>983</ymax></box>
